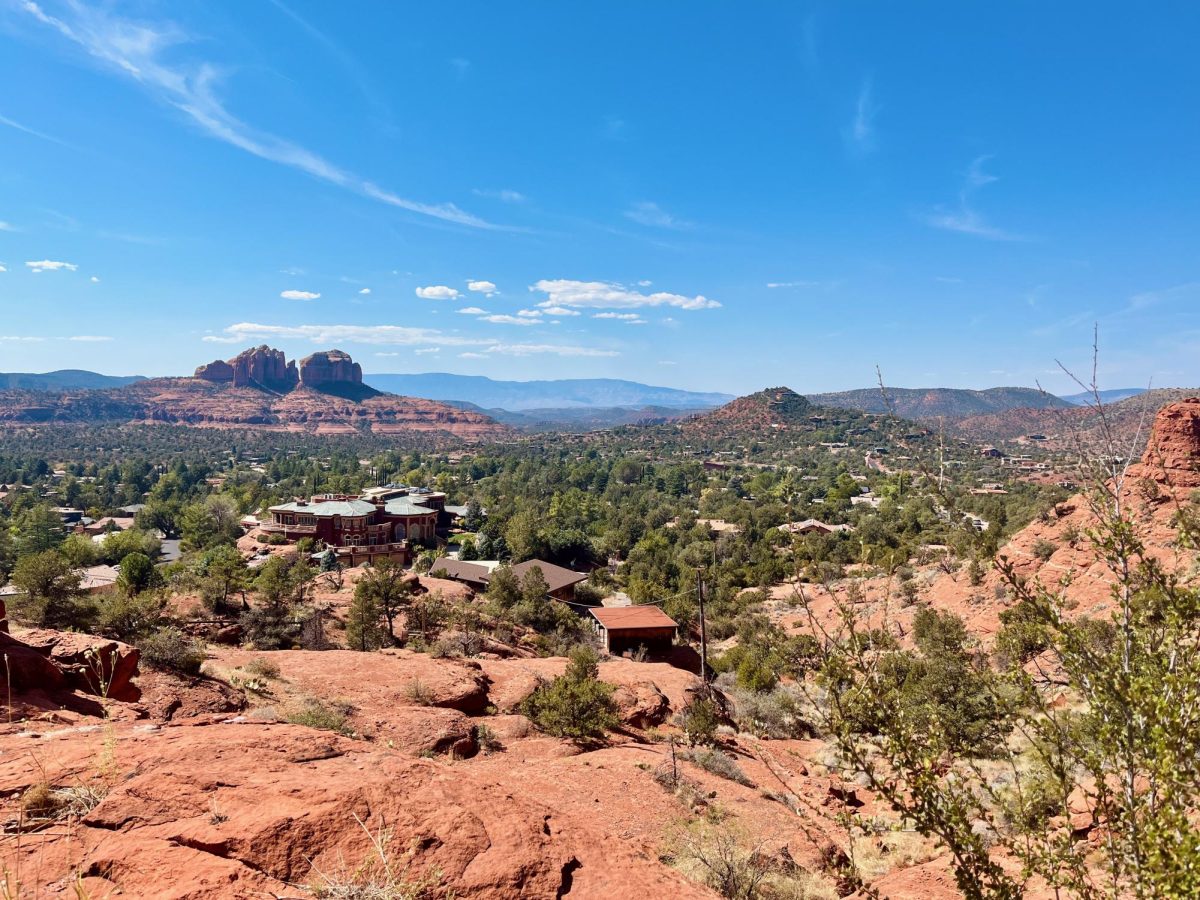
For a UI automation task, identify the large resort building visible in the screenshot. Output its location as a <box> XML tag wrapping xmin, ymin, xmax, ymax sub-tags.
<box><xmin>260</xmin><ymin>486</ymin><xmax>445</xmax><ymax>566</ymax></box>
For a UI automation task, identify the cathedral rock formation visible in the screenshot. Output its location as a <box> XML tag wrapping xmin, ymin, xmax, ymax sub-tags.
<box><xmin>298</xmin><ymin>349</ymin><xmax>363</xmax><ymax>388</ymax></box>
<box><xmin>195</xmin><ymin>345</ymin><xmax>298</xmax><ymax>391</ymax></box>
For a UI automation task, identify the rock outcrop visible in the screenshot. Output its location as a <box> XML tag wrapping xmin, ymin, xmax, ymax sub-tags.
<box><xmin>195</xmin><ymin>346</ymin><xmax>298</xmax><ymax>390</ymax></box>
<box><xmin>1137</xmin><ymin>397</ymin><xmax>1200</xmax><ymax>486</ymax></box>
<box><xmin>16</xmin><ymin>627</ymin><xmax>141</xmax><ymax>701</ymax></box>
<box><xmin>193</xmin><ymin>358</ymin><xmax>234</xmax><ymax>383</ymax></box>
<box><xmin>299</xmin><ymin>349</ymin><xmax>363</xmax><ymax>388</ymax></box>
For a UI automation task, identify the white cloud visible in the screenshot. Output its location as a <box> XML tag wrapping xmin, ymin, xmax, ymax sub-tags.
<box><xmin>458</xmin><ymin>306</ymin><xmax>488</xmax><ymax>315</ymax></box>
<box><xmin>209</xmin><ymin>322</ymin><xmax>488</xmax><ymax>347</ymax></box>
<box><xmin>415</xmin><ymin>285</ymin><xmax>461</xmax><ymax>300</ymax></box>
<box><xmin>472</xmin><ymin>188</ymin><xmax>525</xmax><ymax>203</ymax></box>
<box><xmin>0</xmin><ymin>265</ymin><xmax>6</xmax><ymax>273</ymax></box>
<box><xmin>207</xmin><ymin>321</ymin><xmax>618</xmax><ymax>358</ymax></box>
<box><xmin>593</xmin><ymin>312</ymin><xmax>646</xmax><ymax>324</ymax></box>
<box><xmin>280</xmin><ymin>289</ymin><xmax>320</xmax><ymax>300</ymax></box>
<box><xmin>516</xmin><ymin>309</ymin><xmax>542</xmax><ymax>318</ymax></box>
<box><xmin>358</xmin><ymin>287</ymin><xmax>371</xmax><ymax>295</ymax></box>
<box><xmin>67</xmin><ymin>335</ymin><xmax>112</xmax><ymax>342</ymax></box>
<box><xmin>482</xmin><ymin>314</ymin><xmax>538</xmax><ymax>326</ymax></box>
<box><xmin>0</xmin><ymin>221</ymin><xmax>16</xmax><ymax>232</ymax></box>
<box><xmin>486</xmin><ymin>343</ymin><xmax>619</xmax><ymax>358</ymax></box>
<box><xmin>467</xmin><ymin>279</ymin><xmax>497</xmax><ymax>296</ymax></box>
<box><xmin>530</xmin><ymin>279</ymin><xmax>720</xmax><ymax>311</ymax></box>
<box><xmin>767</xmin><ymin>280</ymin><xmax>825</xmax><ymax>289</ymax></box>
<box><xmin>919</xmin><ymin>156</ymin><xmax>1024</xmax><ymax>241</ymax></box>
<box><xmin>540</xmin><ymin>306</ymin><xmax>580</xmax><ymax>317</ymax></box>
<box><xmin>17</xmin><ymin>1</ymin><xmax>497</xmax><ymax>230</ymax></box>
<box><xmin>26</xmin><ymin>259</ymin><xmax>78</xmax><ymax>273</ymax></box>
<box><xmin>90</xmin><ymin>275</ymin><xmax>100</xmax><ymax>283</ymax></box>
<box><xmin>0</xmin><ymin>335</ymin><xmax>45</xmax><ymax>342</ymax></box>
<box><xmin>624</xmin><ymin>201</ymin><xmax>691</xmax><ymax>230</ymax></box>
<box><xmin>637</xmin><ymin>280</ymin><xmax>652</xmax><ymax>287</ymax></box>
<box><xmin>414</xmin><ymin>347</ymin><xmax>440</xmax><ymax>355</ymax></box>
<box><xmin>843</xmin><ymin>76</ymin><xmax>878</xmax><ymax>154</ymax></box>
<box><xmin>374</xmin><ymin>352</ymin><xmax>400</xmax><ymax>357</ymax></box>
<box><xmin>459</xmin><ymin>352</ymin><xmax>487</xmax><ymax>359</ymax></box>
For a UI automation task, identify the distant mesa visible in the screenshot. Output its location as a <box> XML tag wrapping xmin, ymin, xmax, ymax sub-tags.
<box><xmin>0</xmin><ymin>345</ymin><xmax>507</xmax><ymax>439</ymax></box>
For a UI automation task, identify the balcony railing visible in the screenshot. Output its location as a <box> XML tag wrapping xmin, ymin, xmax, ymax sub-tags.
<box><xmin>259</xmin><ymin>522</ymin><xmax>318</xmax><ymax>534</ymax></box>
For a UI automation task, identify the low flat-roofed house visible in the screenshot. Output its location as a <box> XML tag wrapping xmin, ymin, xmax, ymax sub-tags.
<box><xmin>590</xmin><ymin>606</ymin><xmax>678</xmax><ymax>655</ymax></box>
<box><xmin>79</xmin><ymin>565</ymin><xmax>120</xmax><ymax>594</ymax></box>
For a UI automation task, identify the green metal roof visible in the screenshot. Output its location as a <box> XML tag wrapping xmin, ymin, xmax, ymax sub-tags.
<box><xmin>384</xmin><ymin>498</ymin><xmax>437</xmax><ymax>517</ymax></box>
<box><xmin>270</xmin><ymin>499</ymin><xmax>377</xmax><ymax>517</ymax></box>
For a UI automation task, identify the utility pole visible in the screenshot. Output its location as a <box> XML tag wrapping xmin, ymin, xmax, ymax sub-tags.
<box><xmin>696</xmin><ymin>568</ymin><xmax>709</xmax><ymax>685</ymax></box>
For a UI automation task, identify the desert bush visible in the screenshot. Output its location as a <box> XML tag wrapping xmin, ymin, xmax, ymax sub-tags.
<box><xmin>681</xmin><ymin>695</ymin><xmax>720</xmax><ymax>746</ymax></box>
<box><xmin>403</xmin><ymin>679</ymin><xmax>435</xmax><ymax>706</ymax></box>
<box><xmin>520</xmin><ymin>645</ymin><xmax>619</xmax><ymax>742</ymax></box>
<box><xmin>685</xmin><ymin>748</ymin><xmax>755</xmax><ymax>788</ymax></box>
<box><xmin>286</xmin><ymin>698</ymin><xmax>353</xmax><ymax>735</ymax></box>
<box><xmin>140</xmin><ymin>627</ymin><xmax>206</xmax><ymax>675</ymax></box>
<box><xmin>1031</xmin><ymin>538</ymin><xmax>1057</xmax><ymax>562</ymax></box>
<box><xmin>243</xmin><ymin>656</ymin><xmax>281</xmax><ymax>679</ymax></box>
<box><xmin>729</xmin><ymin>686</ymin><xmax>813</xmax><ymax>740</ymax></box>
<box><xmin>96</xmin><ymin>590</ymin><xmax>168</xmax><ymax>642</ymax></box>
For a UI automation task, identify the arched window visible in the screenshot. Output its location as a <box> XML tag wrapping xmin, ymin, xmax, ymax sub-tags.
<box><xmin>395</xmin><ymin>522</ymin><xmax>407</xmax><ymax>540</ymax></box>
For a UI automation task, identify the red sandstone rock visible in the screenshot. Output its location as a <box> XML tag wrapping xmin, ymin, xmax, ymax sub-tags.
<box><xmin>299</xmin><ymin>348</ymin><xmax>363</xmax><ymax>388</ymax></box>
<box><xmin>1135</xmin><ymin>397</ymin><xmax>1200</xmax><ymax>486</ymax></box>
<box><xmin>0</xmin><ymin>631</ymin><xmax>66</xmax><ymax>691</ymax></box>
<box><xmin>16</xmin><ymin>627</ymin><xmax>141</xmax><ymax>702</ymax></box>
<box><xmin>193</xmin><ymin>358</ymin><xmax>234</xmax><ymax>382</ymax></box>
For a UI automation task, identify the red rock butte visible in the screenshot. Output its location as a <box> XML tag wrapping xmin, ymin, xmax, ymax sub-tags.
<box><xmin>1135</xmin><ymin>397</ymin><xmax>1200</xmax><ymax>486</ymax></box>
<box><xmin>195</xmin><ymin>345</ymin><xmax>363</xmax><ymax>392</ymax></box>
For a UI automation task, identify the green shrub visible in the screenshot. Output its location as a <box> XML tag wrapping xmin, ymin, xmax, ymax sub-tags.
<box><xmin>285</xmin><ymin>698</ymin><xmax>353</xmax><ymax>735</ymax></box>
<box><xmin>520</xmin><ymin>645</ymin><xmax>619</xmax><ymax>742</ymax></box>
<box><xmin>681</xmin><ymin>695</ymin><xmax>720</xmax><ymax>746</ymax></box>
<box><xmin>140</xmin><ymin>627</ymin><xmax>206</xmax><ymax>675</ymax></box>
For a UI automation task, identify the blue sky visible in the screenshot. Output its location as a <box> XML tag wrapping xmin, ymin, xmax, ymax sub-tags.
<box><xmin>1</xmin><ymin>2</ymin><xmax>1198</xmax><ymax>395</ymax></box>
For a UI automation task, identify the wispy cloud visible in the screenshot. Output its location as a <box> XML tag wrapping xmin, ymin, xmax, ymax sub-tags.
<box><xmin>358</xmin><ymin>287</ymin><xmax>371</xmax><ymax>295</ymax></box>
<box><xmin>593</xmin><ymin>312</ymin><xmax>646</xmax><ymax>324</ymax></box>
<box><xmin>482</xmin><ymin>314</ymin><xmax>538</xmax><ymax>326</ymax></box>
<box><xmin>467</xmin><ymin>279</ymin><xmax>497</xmax><ymax>296</ymax></box>
<box><xmin>530</xmin><ymin>279</ymin><xmax>720</xmax><ymax>311</ymax></box>
<box><xmin>624</xmin><ymin>201</ymin><xmax>692</xmax><ymax>230</ymax></box>
<box><xmin>415</xmin><ymin>285</ymin><xmax>461</xmax><ymax>300</ymax></box>
<box><xmin>458</xmin><ymin>306</ymin><xmax>487</xmax><ymax>315</ymax></box>
<box><xmin>67</xmin><ymin>334</ymin><xmax>112</xmax><ymax>342</ymax></box>
<box><xmin>472</xmin><ymin>188</ymin><xmax>525</xmax><ymax>203</ymax></box>
<box><xmin>280</xmin><ymin>289</ymin><xmax>320</xmax><ymax>301</ymax></box>
<box><xmin>0</xmin><ymin>111</ymin><xmax>71</xmax><ymax>147</ymax></box>
<box><xmin>205</xmin><ymin>322</ymin><xmax>617</xmax><ymax>357</ymax></box>
<box><xmin>0</xmin><ymin>335</ymin><xmax>46</xmax><ymax>342</ymax></box>
<box><xmin>26</xmin><ymin>259</ymin><xmax>78</xmax><ymax>272</ymax></box>
<box><xmin>919</xmin><ymin>156</ymin><xmax>1025</xmax><ymax>241</ymax></box>
<box><xmin>766</xmin><ymin>280</ymin><xmax>840</xmax><ymax>290</ymax></box>
<box><xmin>18</xmin><ymin>1</ymin><xmax>496</xmax><ymax>229</ymax></box>
<box><xmin>843</xmin><ymin>76</ymin><xmax>878</xmax><ymax>154</ymax></box>
<box><xmin>0</xmin><ymin>221</ymin><xmax>18</xmax><ymax>232</ymax></box>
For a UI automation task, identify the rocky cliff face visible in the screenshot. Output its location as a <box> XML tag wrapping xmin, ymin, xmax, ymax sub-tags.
<box><xmin>195</xmin><ymin>345</ymin><xmax>298</xmax><ymax>391</ymax></box>
<box><xmin>1135</xmin><ymin>397</ymin><xmax>1200</xmax><ymax>486</ymax></box>
<box><xmin>299</xmin><ymin>349</ymin><xmax>362</xmax><ymax>388</ymax></box>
